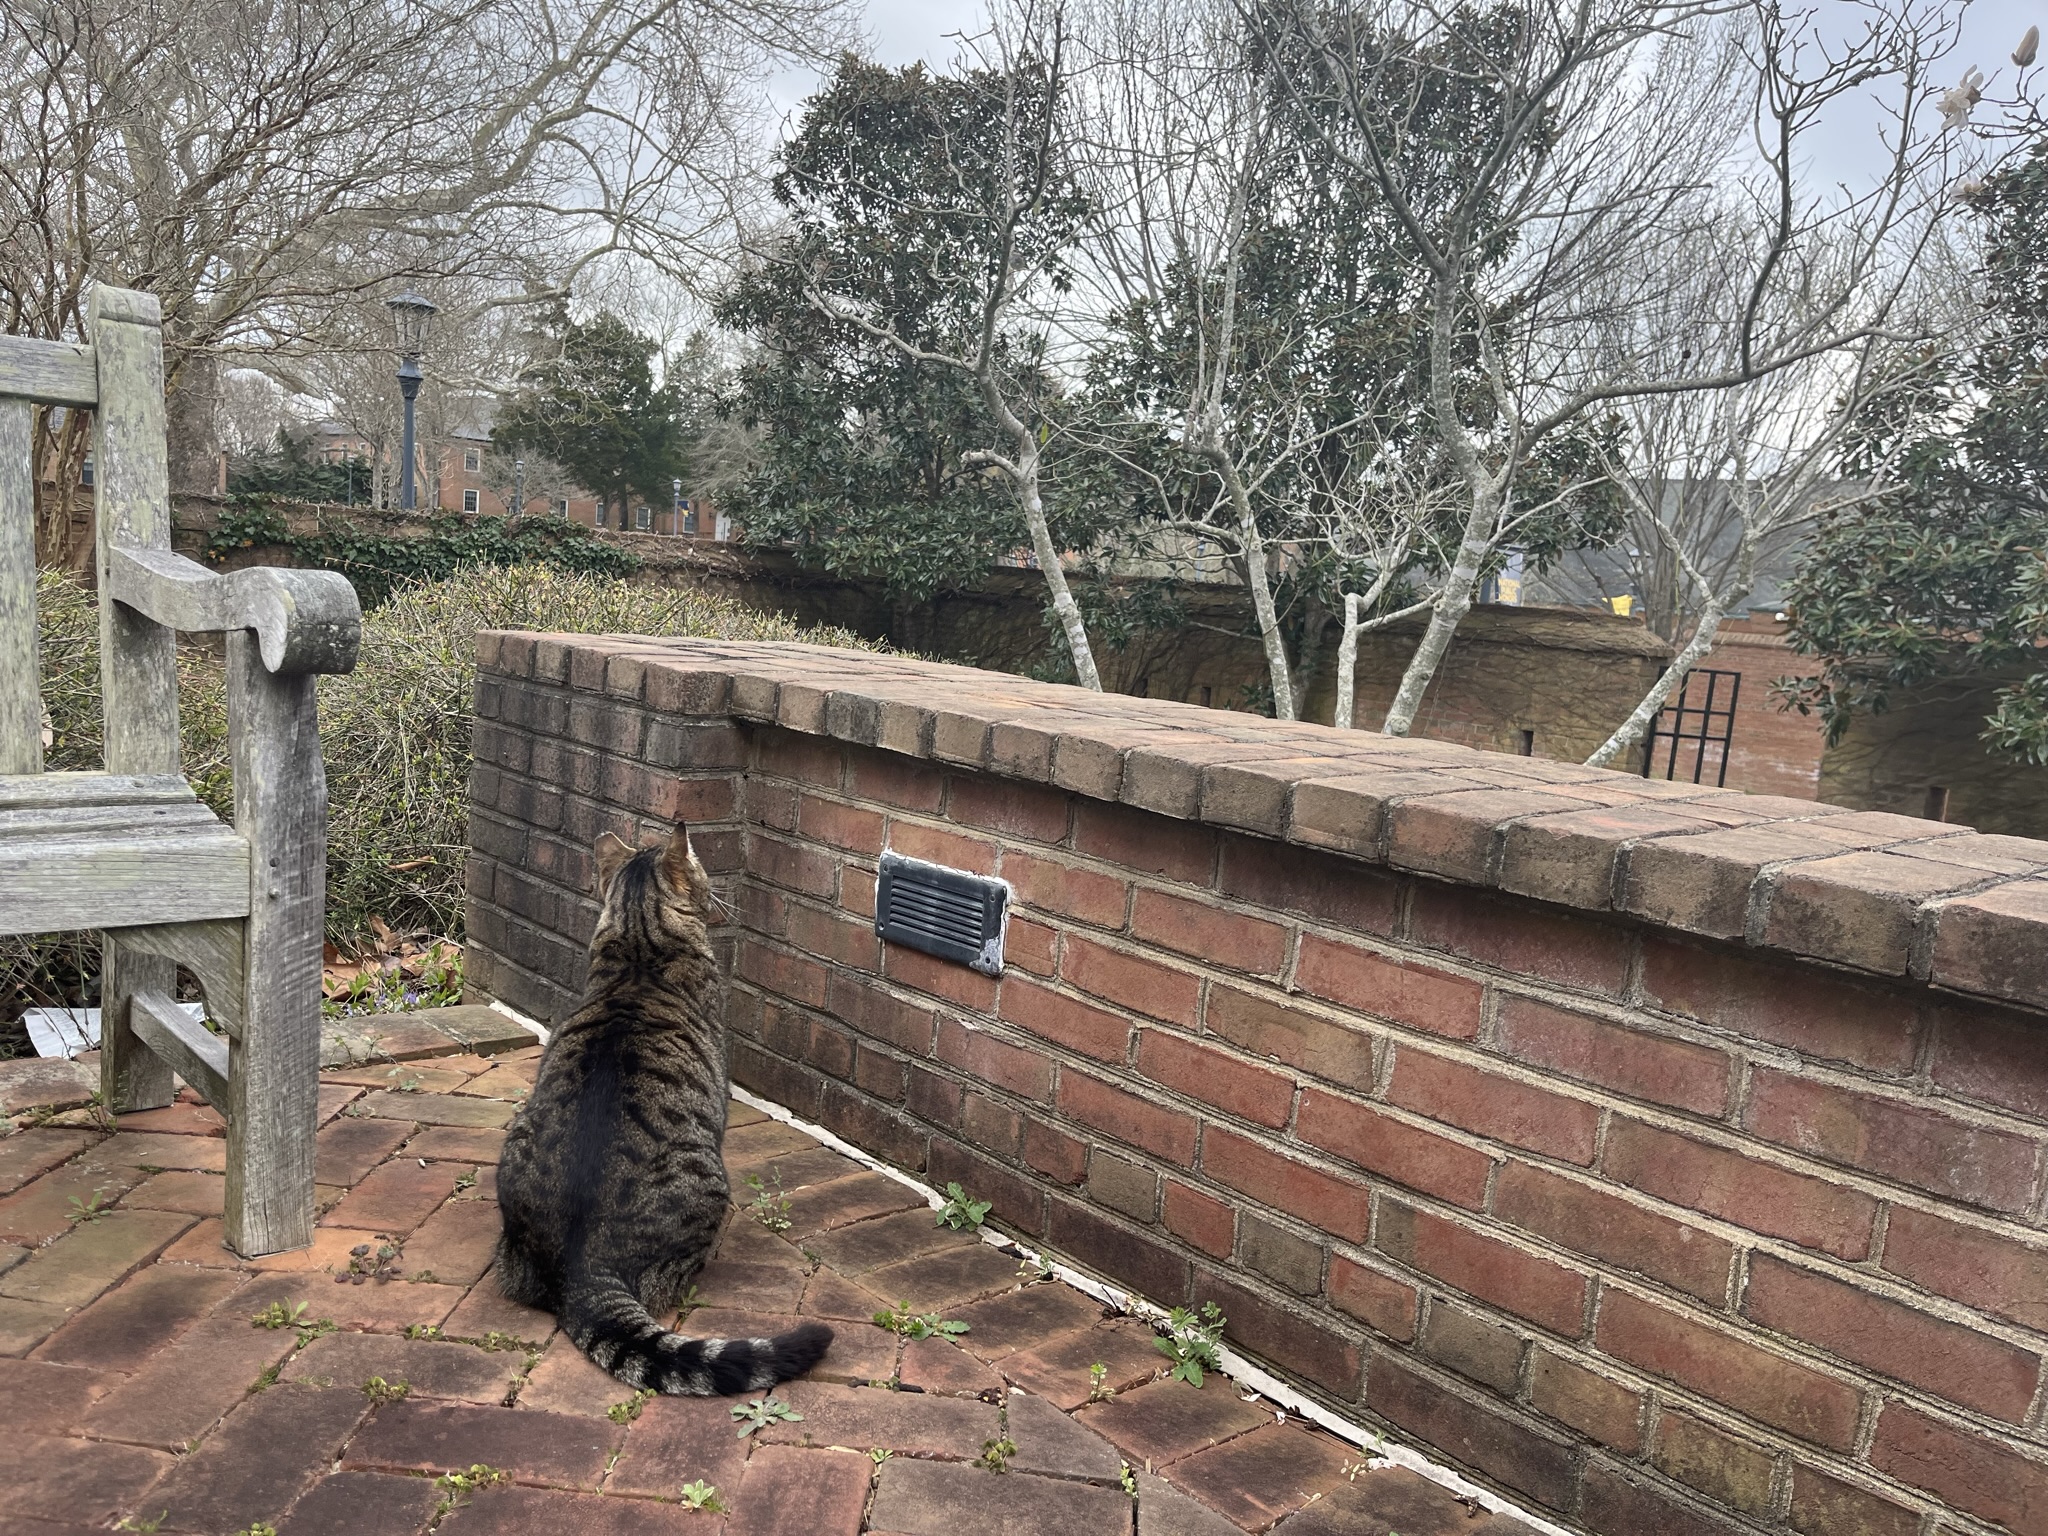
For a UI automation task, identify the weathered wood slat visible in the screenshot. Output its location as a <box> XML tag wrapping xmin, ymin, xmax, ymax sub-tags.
<box><xmin>0</xmin><ymin>771</ymin><xmax>197</xmax><ymax>809</ymax></box>
<box><xmin>0</xmin><ymin>802</ymin><xmax>224</xmax><ymax>840</ymax></box>
<box><xmin>91</xmin><ymin>286</ymin><xmax>180</xmax><ymax>1120</ymax></box>
<box><xmin>120</xmin><ymin>920</ymin><xmax>247</xmax><ymax>1037</ymax></box>
<box><xmin>130</xmin><ymin>989</ymin><xmax>229</xmax><ymax>1107</ymax></box>
<box><xmin>0</xmin><ymin>828</ymin><xmax>250</xmax><ymax>935</ymax></box>
<box><xmin>0</xmin><ymin>335</ymin><xmax>97</xmax><ymax>407</ymax></box>
<box><xmin>109</xmin><ymin>547</ymin><xmax>362</xmax><ymax>675</ymax></box>
<box><xmin>0</xmin><ymin>398</ymin><xmax>37</xmax><ymax>774</ymax></box>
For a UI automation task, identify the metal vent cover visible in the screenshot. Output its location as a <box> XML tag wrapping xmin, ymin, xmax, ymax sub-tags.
<box><xmin>874</xmin><ymin>851</ymin><xmax>1009</xmax><ymax>976</ymax></box>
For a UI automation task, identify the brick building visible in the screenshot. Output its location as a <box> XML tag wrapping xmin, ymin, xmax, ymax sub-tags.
<box><xmin>311</xmin><ymin>416</ymin><xmax>726</xmax><ymax>537</ymax></box>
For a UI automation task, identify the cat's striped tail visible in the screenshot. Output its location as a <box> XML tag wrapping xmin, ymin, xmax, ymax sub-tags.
<box><xmin>561</xmin><ymin>1272</ymin><xmax>833</xmax><ymax>1396</ymax></box>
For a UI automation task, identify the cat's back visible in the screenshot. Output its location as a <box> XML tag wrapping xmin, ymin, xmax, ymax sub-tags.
<box><xmin>501</xmin><ymin>992</ymin><xmax>725</xmax><ymax>1203</ymax></box>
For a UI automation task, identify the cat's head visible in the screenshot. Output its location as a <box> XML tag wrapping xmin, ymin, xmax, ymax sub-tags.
<box><xmin>592</xmin><ymin>823</ymin><xmax>723</xmax><ymax>945</ymax></box>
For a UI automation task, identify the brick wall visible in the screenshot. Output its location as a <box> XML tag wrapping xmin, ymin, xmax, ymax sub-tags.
<box><xmin>466</xmin><ymin>632</ymin><xmax>2048</xmax><ymax>1536</ymax></box>
<box><xmin>1693</xmin><ymin>623</ymin><xmax>1827</xmax><ymax>803</ymax></box>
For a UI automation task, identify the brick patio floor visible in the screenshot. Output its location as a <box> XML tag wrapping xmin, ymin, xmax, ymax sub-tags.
<box><xmin>0</xmin><ymin>1011</ymin><xmax>1534</xmax><ymax>1536</ymax></box>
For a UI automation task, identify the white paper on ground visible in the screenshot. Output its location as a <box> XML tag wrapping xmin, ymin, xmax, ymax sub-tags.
<box><xmin>23</xmin><ymin>1001</ymin><xmax>206</xmax><ymax>1060</ymax></box>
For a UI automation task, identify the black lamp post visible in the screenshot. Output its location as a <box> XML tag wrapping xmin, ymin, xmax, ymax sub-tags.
<box><xmin>386</xmin><ymin>292</ymin><xmax>437</xmax><ymax>510</ymax></box>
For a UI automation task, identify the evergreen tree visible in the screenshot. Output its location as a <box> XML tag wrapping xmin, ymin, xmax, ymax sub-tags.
<box><xmin>714</xmin><ymin>56</ymin><xmax>1110</xmax><ymax>624</ymax></box>
<box><xmin>227</xmin><ymin>429</ymin><xmax>371</xmax><ymax>505</ymax></box>
<box><xmin>1784</xmin><ymin>140</ymin><xmax>2048</xmax><ymax>765</ymax></box>
<box><xmin>494</xmin><ymin>308</ymin><xmax>689</xmax><ymax>523</ymax></box>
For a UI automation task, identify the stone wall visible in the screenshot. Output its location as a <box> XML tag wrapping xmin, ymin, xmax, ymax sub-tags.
<box><xmin>466</xmin><ymin>634</ymin><xmax>2048</xmax><ymax>1536</ymax></box>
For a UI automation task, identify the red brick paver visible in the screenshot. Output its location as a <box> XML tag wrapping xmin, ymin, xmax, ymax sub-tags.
<box><xmin>0</xmin><ymin>1014</ymin><xmax>1534</xmax><ymax>1536</ymax></box>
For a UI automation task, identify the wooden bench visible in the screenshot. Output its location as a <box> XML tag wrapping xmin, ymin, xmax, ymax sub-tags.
<box><xmin>2</xmin><ymin>287</ymin><xmax>362</xmax><ymax>1256</ymax></box>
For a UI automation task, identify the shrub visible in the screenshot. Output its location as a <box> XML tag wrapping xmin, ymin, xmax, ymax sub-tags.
<box><xmin>4</xmin><ymin>565</ymin><xmax>877</xmax><ymax>1046</ymax></box>
<box><xmin>207</xmin><ymin>506</ymin><xmax>642</xmax><ymax>607</ymax></box>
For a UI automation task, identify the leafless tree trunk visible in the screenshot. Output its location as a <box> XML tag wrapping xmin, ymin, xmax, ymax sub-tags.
<box><xmin>1069</xmin><ymin>0</ymin><xmax>1395</xmax><ymax>717</ymax></box>
<box><xmin>1262</xmin><ymin>0</ymin><xmax>1963</xmax><ymax>739</ymax></box>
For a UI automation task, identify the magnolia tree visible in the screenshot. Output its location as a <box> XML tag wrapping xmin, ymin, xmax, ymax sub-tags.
<box><xmin>743</xmin><ymin>13</ymin><xmax>1107</xmax><ymax>687</ymax></box>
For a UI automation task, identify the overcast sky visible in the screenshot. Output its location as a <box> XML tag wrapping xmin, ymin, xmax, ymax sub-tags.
<box><xmin>768</xmin><ymin>0</ymin><xmax>2047</xmax><ymax>186</ymax></box>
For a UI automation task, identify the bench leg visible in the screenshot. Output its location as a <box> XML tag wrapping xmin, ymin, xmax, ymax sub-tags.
<box><xmin>222</xmin><ymin>635</ymin><xmax>325</xmax><ymax>1257</ymax></box>
<box><xmin>100</xmin><ymin>935</ymin><xmax>175</xmax><ymax>1114</ymax></box>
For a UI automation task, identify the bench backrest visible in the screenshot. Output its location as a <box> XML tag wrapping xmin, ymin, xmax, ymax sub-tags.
<box><xmin>0</xmin><ymin>287</ymin><xmax>177</xmax><ymax>780</ymax></box>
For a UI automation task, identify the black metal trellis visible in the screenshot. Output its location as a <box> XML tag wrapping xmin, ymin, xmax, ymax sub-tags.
<box><xmin>1643</xmin><ymin>667</ymin><xmax>1741</xmax><ymax>787</ymax></box>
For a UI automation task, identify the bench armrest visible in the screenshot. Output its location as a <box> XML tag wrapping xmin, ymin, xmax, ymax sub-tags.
<box><xmin>107</xmin><ymin>547</ymin><xmax>362</xmax><ymax>675</ymax></box>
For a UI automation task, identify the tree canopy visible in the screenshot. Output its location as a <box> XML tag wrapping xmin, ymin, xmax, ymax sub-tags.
<box><xmin>1784</xmin><ymin>137</ymin><xmax>2048</xmax><ymax>766</ymax></box>
<box><xmin>492</xmin><ymin>309</ymin><xmax>691</xmax><ymax>520</ymax></box>
<box><xmin>715</xmin><ymin>56</ymin><xmax>1104</xmax><ymax>605</ymax></box>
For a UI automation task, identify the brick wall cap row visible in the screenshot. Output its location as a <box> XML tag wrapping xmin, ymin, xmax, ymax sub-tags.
<box><xmin>479</xmin><ymin>633</ymin><xmax>2048</xmax><ymax>1015</ymax></box>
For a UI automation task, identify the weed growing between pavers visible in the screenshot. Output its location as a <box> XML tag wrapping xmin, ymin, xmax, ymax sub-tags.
<box><xmin>67</xmin><ymin>1190</ymin><xmax>110</xmax><ymax>1222</ymax></box>
<box><xmin>869</xmin><ymin>1448</ymin><xmax>893</xmax><ymax>1464</ymax></box>
<box><xmin>731</xmin><ymin>1396</ymin><xmax>803</xmax><ymax>1437</ymax></box>
<box><xmin>873</xmin><ymin>1302</ymin><xmax>969</xmax><ymax>1340</ymax></box>
<box><xmin>404</xmin><ymin>1323</ymin><xmax>443</xmax><ymax>1340</ymax></box>
<box><xmin>340</xmin><ymin>1240</ymin><xmax>403</xmax><ymax>1284</ymax></box>
<box><xmin>114</xmin><ymin>1512</ymin><xmax>165</xmax><ymax>1532</ymax></box>
<box><xmin>434</xmin><ymin>1464</ymin><xmax>505</xmax><ymax>1515</ymax></box>
<box><xmin>1087</xmin><ymin>1362</ymin><xmax>1113</xmax><ymax>1403</ymax></box>
<box><xmin>362</xmin><ymin>1375</ymin><xmax>411</xmax><ymax>1404</ymax></box>
<box><xmin>745</xmin><ymin>1170</ymin><xmax>793</xmax><ymax>1232</ymax></box>
<box><xmin>935</xmin><ymin>1182</ymin><xmax>992</xmax><ymax>1231</ymax></box>
<box><xmin>234</xmin><ymin>1524</ymin><xmax>277</xmax><ymax>1536</ymax></box>
<box><xmin>473</xmin><ymin>1329</ymin><xmax>539</xmax><ymax>1353</ymax></box>
<box><xmin>1154</xmin><ymin>1303</ymin><xmax>1226</xmax><ymax>1387</ymax></box>
<box><xmin>975</xmin><ymin>1437</ymin><xmax>1018</xmax><ymax>1472</ymax></box>
<box><xmin>678</xmin><ymin>1479</ymin><xmax>726</xmax><ymax>1510</ymax></box>
<box><xmin>608</xmin><ymin>1388</ymin><xmax>656</xmax><ymax>1424</ymax></box>
<box><xmin>246</xmin><ymin>1300</ymin><xmax>337</xmax><ymax>1394</ymax></box>
<box><xmin>1119</xmin><ymin>1465</ymin><xmax>1137</xmax><ymax>1498</ymax></box>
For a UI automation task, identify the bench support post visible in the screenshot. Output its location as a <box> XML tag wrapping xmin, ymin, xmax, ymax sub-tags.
<box><xmin>91</xmin><ymin>287</ymin><xmax>180</xmax><ymax>1115</ymax></box>
<box><xmin>222</xmin><ymin>633</ymin><xmax>326</xmax><ymax>1255</ymax></box>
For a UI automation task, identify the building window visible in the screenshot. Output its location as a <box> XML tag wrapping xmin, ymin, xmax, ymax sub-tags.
<box><xmin>556</xmin><ymin>498</ymin><xmax>569</xmax><ymax>518</ymax></box>
<box><xmin>462</xmin><ymin>448</ymin><xmax>481</xmax><ymax>473</ymax></box>
<box><xmin>594</xmin><ymin>502</ymin><xmax>607</xmax><ymax>528</ymax></box>
<box><xmin>80</xmin><ymin>455</ymin><xmax>94</xmax><ymax>487</ymax></box>
<box><xmin>635</xmin><ymin>504</ymin><xmax>651</xmax><ymax>530</ymax></box>
<box><xmin>462</xmin><ymin>489</ymin><xmax>480</xmax><ymax>513</ymax></box>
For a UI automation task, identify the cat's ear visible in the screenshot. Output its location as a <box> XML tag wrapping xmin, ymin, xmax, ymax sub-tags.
<box><xmin>595</xmin><ymin>831</ymin><xmax>637</xmax><ymax>891</ymax></box>
<box><xmin>657</xmin><ymin>821</ymin><xmax>696</xmax><ymax>886</ymax></box>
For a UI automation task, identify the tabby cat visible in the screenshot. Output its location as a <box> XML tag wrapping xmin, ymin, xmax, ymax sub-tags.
<box><xmin>494</xmin><ymin>823</ymin><xmax>832</xmax><ymax>1394</ymax></box>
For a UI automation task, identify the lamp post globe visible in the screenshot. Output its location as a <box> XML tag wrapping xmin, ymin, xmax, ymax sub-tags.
<box><xmin>385</xmin><ymin>292</ymin><xmax>438</xmax><ymax>510</ymax></box>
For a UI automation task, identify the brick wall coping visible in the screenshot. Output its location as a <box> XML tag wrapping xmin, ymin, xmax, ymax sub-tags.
<box><xmin>478</xmin><ymin>631</ymin><xmax>2048</xmax><ymax>1017</ymax></box>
